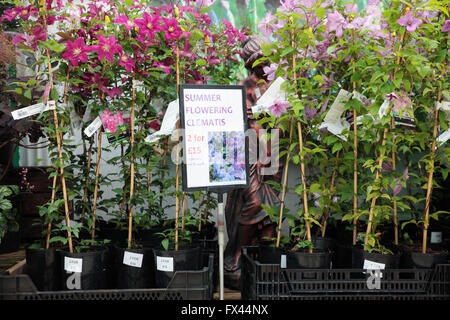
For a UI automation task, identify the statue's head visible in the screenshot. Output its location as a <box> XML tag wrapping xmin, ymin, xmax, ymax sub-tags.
<box><xmin>241</xmin><ymin>34</ymin><xmax>270</xmax><ymax>79</ymax></box>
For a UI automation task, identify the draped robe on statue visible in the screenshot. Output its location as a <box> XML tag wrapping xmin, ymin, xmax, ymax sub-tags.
<box><xmin>223</xmin><ymin>73</ymin><xmax>284</xmax><ymax>289</ymax></box>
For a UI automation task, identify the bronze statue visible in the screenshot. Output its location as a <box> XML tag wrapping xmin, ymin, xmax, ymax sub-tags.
<box><xmin>224</xmin><ymin>34</ymin><xmax>285</xmax><ymax>290</ymax></box>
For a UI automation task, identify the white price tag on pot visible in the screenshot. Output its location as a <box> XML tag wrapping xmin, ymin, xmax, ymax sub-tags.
<box><xmin>363</xmin><ymin>259</ymin><xmax>385</xmax><ymax>270</ymax></box>
<box><xmin>431</xmin><ymin>232</ymin><xmax>442</xmax><ymax>244</ymax></box>
<box><xmin>363</xmin><ymin>259</ymin><xmax>385</xmax><ymax>279</ymax></box>
<box><xmin>84</xmin><ymin>116</ymin><xmax>102</xmax><ymax>137</ymax></box>
<box><xmin>280</xmin><ymin>255</ymin><xmax>287</xmax><ymax>269</ymax></box>
<box><xmin>64</xmin><ymin>257</ymin><xmax>83</xmax><ymax>273</ymax></box>
<box><xmin>156</xmin><ymin>256</ymin><xmax>174</xmax><ymax>272</ymax></box>
<box><xmin>123</xmin><ymin>251</ymin><xmax>143</xmax><ymax>268</ymax></box>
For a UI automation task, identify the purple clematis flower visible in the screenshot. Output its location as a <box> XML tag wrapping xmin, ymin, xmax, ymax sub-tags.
<box><xmin>397</xmin><ymin>11</ymin><xmax>423</xmax><ymax>32</ymax></box>
<box><xmin>268</xmin><ymin>99</ymin><xmax>289</xmax><ymax>118</ymax></box>
<box><xmin>442</xmin><ymin>20</ymin><xmax>450</xmax><ymax>36</ymax></box>
<box><xmin>326</xmin><ymin>10</ymin><xmax>347</xmax><ymax>38</ymax></box>
<box><xmin>392</xmin><ymin>167</ymin><xmax>409</xmax><ymax>196</ymax></box>
<box><xmin>263</xmin><ymin>63</ymin><xmax>278</xmax><ymax>81</ymax></box>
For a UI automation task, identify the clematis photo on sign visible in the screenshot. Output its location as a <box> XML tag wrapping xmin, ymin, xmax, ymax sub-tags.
<box><xmin>99</xmin><ymin>109</ymin><xmax>129</xmax><ymax>143</ymax></box>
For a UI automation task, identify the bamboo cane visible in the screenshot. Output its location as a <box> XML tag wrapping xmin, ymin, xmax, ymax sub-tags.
<box><xmin>91</xmin><ymin>128</ymin><xmax>102</xmax><ymax>243</ymax></box>
<box><xmin>422</xmin><ymin>91</ymin><xmax>441</xmax><ymax>254</ymax></box>
<box><xmin>350</xmin><ymin>29</ymin><xmax>359</xmax><ymax>246</ymax></box>
<box><xmin>276</xmin><ymin>118</ymin><xmax>294</xmax><ymax>247</ymax></box>
<box><xmin>174</xmin><ymin>41</ymin><xmax>181</xmax><ymax>251</ymax></box>
<box><xmin>391</xmin><ymin>118</ymin><xmax>398</xmax><ymax>245</ymax></box>
<box><xmin>298</xmin><ymin>121</ymin><xmax>312</xmax><ymax>252</ymax></box>
<box><xmin>119</xmin><ymin>144</ymin><xmax>127</xmax><ymax>217</ymax></box>
<box><xmin>321</xmin><ymin>150</ymin><xmax>339</xmax><ymax>238</ymax></box>
<box><xmin>42</xmin><ymin>15</ymin><xmax>73</xmax><ymax>253</ymax></box>
<box><xmin>46</xmin><ymin>67</ymin><xmax>71</xmax><ymax>249</ymax></box>
<box><xmin>127</xmin><ymin>75</ymin><xmax>137</xmax><ymax>248</ymax></box>
<box><xmin>181</xmin><ymin>192</ymin><xmax>186</xmax><ymax>232</ymax></box>
<box><xmin>147</xmin><ymin>158</ymin><xmax>152</xmax><ymax>216</ymax></box>
<box><xmin>80</xmin><ymin>136</ymin><xmax>94</xmax><ymax>224</ymax></box>
<box><xmin>197</xmin><ymin>193</ymin><xmax>204</xmax><ymax>232</ymax></box>
<box><xmin>364</xmin><ymin>30</ymin><xmax>406</xmax><ymax>249</ymax></box>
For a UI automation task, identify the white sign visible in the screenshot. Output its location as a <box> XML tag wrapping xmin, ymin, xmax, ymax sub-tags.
<box><xmin>123</xmin><ymin>251</ymin><xmax>144</xmax><ymax>268</ymax></box>
<box><xmin>64</xmin><ymin>257</ymin><xmax>83</xmax><ymax>273</ymax></box>
<box><xmin>11</xmin><ymin>100</ymin><xmax>57</xmax><ymax>120</ymax></box>
<box><xmin>280</xmin><ymin>254</ymin><xmax>287</xmax><ymax>269</ymax></box>
<box><xmin>180</xmin><ymin>85</ymin><xmax>248</xmax><ymax>191</ymax></box>
<box><xmin>431</xmin><ymin>232</ymin><xmax>442</xmax><ymax>244</ymax></box>
<box><xmin>84</xmin><ymin>116</ymin><xmax>103</xmax><ymax>137</ymax></box>
<box><xmin>156</xmin><ymin>256</ymin><xmax>174</xmax><ymax>272</ymax></box>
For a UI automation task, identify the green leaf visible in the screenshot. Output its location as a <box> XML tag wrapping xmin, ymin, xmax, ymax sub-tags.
<box><xmin>196</xmin><ymin>59</ymin><xmax>206</xmax><ymax>66</ymax></box>
<box><xmin>332</xmin><ymin>143</ymin><xmax>342</xmax><ymax>154</ymax></box>
<box><xmin>161</xmin><ymin>238</ymin><xmax>169</xmax><ymax>251</ymax></box>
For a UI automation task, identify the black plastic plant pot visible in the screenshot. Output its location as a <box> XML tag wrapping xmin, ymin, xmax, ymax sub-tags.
<box><xmin>192</xmin><ymin>221</ymin><xmax>218</xmax><ymax>240</ymax></box>
<box><xmin>114</xmin><ymin>245</ymin><xmax>155</xmax><ymax>289</ymax></box>
<box><xmin>101</xmin><ymin>243</ymin><xmax>116</xmax><ymax>289</ymax></box>
<box><xmin>96</xmin><ymin>223</ymin><xmax>129</xmax><ymax>245</ymax></box>
<box><xmin>258</xmin><ymin>245</ymin><xmax>285</xmax><ymax>264</ymax></box>
<box><xmin>334</xmin><ymin>243</ymin><xmax>353</xmax><ymax>268</ymax></box>
<box><xmin>311</xmin><ymin>237</ymin><xmax>336</xmax><ymax>252</ymax></box>
<box><xmin>351</xmin><ymin>246</ymin><xmax>401</xmax><ymax>269</ymax></box>
<box><xmin>59</xmin><ymin>246</ymin><xmax>107</xmax><ymax>290</ymax></box>
<box><xmin>0</xmin><ymin>231</ymin><xmax>20</xmax><ymax>254</ymax></box>
<box><xmin>400</xmin><ymin>247</ymin><xmax>448</xmax><ymax>269</ymax></box>
<box><xmin>136</xmin><ymin>225</ymin><xmax>165</xmax><ymax>248</ymax></box>
<box><xmin>25</xmin><ymin>247</ymin><xmax>60</xmax><ymax>291</ymax></box>
<box><xmin>153</xmin><ymin>246</ymin><xmax>201</xmax><ymax>288</ymax></box>
<box><xmin>286</xmin><ymin>250</ymin><xmax>333</xmax><ymax>269</ymax></box>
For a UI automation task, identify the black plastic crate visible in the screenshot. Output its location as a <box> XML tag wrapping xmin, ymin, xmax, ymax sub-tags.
<box><xmin>195</xmin><ymin>237</ymin><xmax>219</xmax><ymax>290</ymax></box>
<box><xmin>241</xmin><ymin>246</ymin><xmax>450</xmax><ymax>300</ymax></box>
<box><xmin>0</xmin><ymin>254</ymin><xmax>214</xmax><ymax>300</ymax></box>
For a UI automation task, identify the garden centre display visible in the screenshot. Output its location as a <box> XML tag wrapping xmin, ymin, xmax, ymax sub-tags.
<box><xmin>0</xmin><ymin>0</ymin><xmax>449</xmax><ymax>301</ymax></box>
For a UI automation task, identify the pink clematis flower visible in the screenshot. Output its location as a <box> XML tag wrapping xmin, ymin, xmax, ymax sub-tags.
<box><xmin>326</xmin><ymin>11</ymin><xmax>347</xmax><ymax>38</ymax></box>
<box><xmin>19</xmin><ymin>5</ymin><xmax>38</xmax><ymax>20</ymax></box>
<box><xmin>118</xmin><ymin>53</ymin><xmax>135</xmax><ymax>73</ymax></box>
<box><xmin>114</xmin><ymin>15</ymin><xmax>135</xmax><ymax>31</ymax></box>
<box><xmin>397</xmin><ymin>11</ymin><xmax>422</xmax><ymax>32</ymax></box>
<box><xmin>1</xmin><ymin>6</ymin><xmax>22</xmax><ymax>21</ymax></box>
<box><xmin>92</xmin><ymin>34</ymin><xmax>122</xmax><ymax>63</ymax></box>
<box><xmin>134</xmin><ymin>12</ymin><xmax>161</xmax><ymax>39</ymax></box>
<box><xmin>62</xmin><ymin>37</ymin><xmax>90</xmax><ymax>67</ymax></box>
<box><xmin>268</xmin><ymin>99</ymin><xmax>289</xmax><ymax>118</ymax></box>
<box><xmin>163</xmin><ymin>18</ymin><xmax>183</xmax><ymax>42</ymax></box>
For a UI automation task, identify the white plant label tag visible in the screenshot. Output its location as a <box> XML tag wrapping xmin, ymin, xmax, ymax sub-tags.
<box><xmin>280</xmin><ymin>254</ymin><xmax>287</xmax><ymax>269</ymax></box>
<box><xmin>437</xmin><ymin>129</ymin><xmax>450</xmax><ymax>147</ymax></box>
<box><xmin>64</xmin><ymin>257</ymin><xmax>83</xmax><ymax>273</ymax></box>
<box><xmin>378</xmin><ymin>99</ymin><xmax>390</xmax><ymax>119</ymax></box>
<box><xmin>156</xmin><ymin>256</ymin><xmax>174</xmax><ymax>272</ymax></box>
<box><xmin>123</xmin><ymin>251</ymin><xmax>143</xmax><ymax>268</ymax></box>
<box><xmin>11</xmin><ymin>100</ymin><xmax>57</xmax><ymax>120</ymax></box>
<box><xmin>431</xmin><ymin>232</ymin><xmax>442</xmax><ymax>244</ymax></box>
<box><xmin>84</xmin><ymin>116</ymin><xmax>102</xmax><ymax>137</ymax></box>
